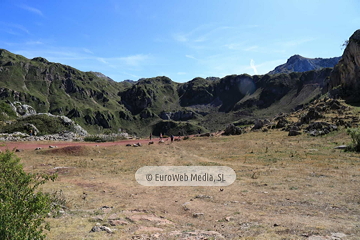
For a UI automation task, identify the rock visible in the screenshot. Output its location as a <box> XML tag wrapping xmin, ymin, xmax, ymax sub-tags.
<box><xmin>126</xmin><ymin>144</ymin><xmax>132</xmax><ymax>147</ymax></box>
<box><xmin>223</xmin><ymin>124</ymin><xmax>243</xmax><ymax>135</ymax></box>
<box><xmin>331</xmin><ymin>232</ymin><xmax>346</xmax><ymax>239</ymax></box>
<box><xmin>305</xmin><ymin>122</ymin><xmax>338</xmax><ymax>136</ymax></box>
<box><xmin>252</xmin><ymin>119</ymin><xmax>264</xmax><ymax>130</ymax></box>
<box><xmin>49</xmin><ymin>145</ymin><xmax>57</xmax><ymax>148</ymax></box>
<box><xmin>275</xmin><ymin>116</ymin><xmax>289</xmax><ymax>128</ymax></box>
<box><xmin>108</xmin><ymin>220</ymin><xmax>128</xmax><ymax>226</ymax></box>
<box><xmin>194</xmin><ymin>195</ymin><xmax>212</xmax><ymax>199</ymax></box>
<box><xmin>10</xmin><ymin>101</ymin><xmax>37</xmax><ymax>116</ymax></box>
<box><xmin>301</xmin><ymin>108</ymin><xmax>323</xmax><ymax>124</ymax></box>
<box><xmin>192</xmin><ymin>212</ymin><xmax>204</xmax><ymax>218</ymax></box>
<box><xmin>148</xmin><ymin>141</ymin><xmax>154</xmax><ymax>145</ymax></box>
<box><xmin>15</xmin><ymin>149</ymin><xmax>23</xmax><ymax>152</ymax></box>
<box><xmin>182</xmin><ymin>202</ymin><xmax>190</xmax><ymax>211</ymax></box>
<box><xmin>35</xmin><ymin>147</ymin><xmax>42</xmax><ymax>150</ymax></box>
<box><xmin>159</xmin><ymin>110</ymin><xmax>195</xmax><ymax>121</ymax></box>
<box><xmin>334</xmin><ymin>145</ymin><xmax>347</xmax><ymax>149</ymax></box>
<box><xmin>288</xmin><ymin>130</ymin><xmax>301</xmax><ymax>136</ymax></box>
<box><xmin>89</xmin><ymin>224</ymin><xmax>114</xmax><ymax>234</ymax></box>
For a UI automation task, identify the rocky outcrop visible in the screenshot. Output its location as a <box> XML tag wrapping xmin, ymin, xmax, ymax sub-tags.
<box><xmin>304</xmin><ymin>122</ymin><xmax>338</xmax><ymax>136</ymax></box>
<box><xmin>328</xmin><ymin>29</ymin><xmax>360</xmax><ymax>101</ymax></box>
<box><xmin>159</xmin><ymin>110</ymin><xmax>195</xmax><ymax>121</ymax></box>
<box><xmin>9</xmin><ymin>101</ymin><xmax>37</xmax><ymax>116</ymax></box>
<box><xmin>0</xmin><ymin>131</ymin><xmax>83</xmax><ymax>142</ymax></box>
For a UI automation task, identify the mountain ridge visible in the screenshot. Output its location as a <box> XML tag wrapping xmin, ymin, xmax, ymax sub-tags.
<box><xmin>1</xmin><ymin>33</ymin><xmax>358</xmax><ymax>137</ymax></box>
<box><xmin>268</xmin><ymin>54</ymin><xmax>341</xmax><ymax>74</ymax></box>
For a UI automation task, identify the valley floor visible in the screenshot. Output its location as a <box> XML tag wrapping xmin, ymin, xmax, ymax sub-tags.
<box><xmin>15</xmin><ymin>129</ymin><xmax>360</xmax><ymax>239</ymax></box>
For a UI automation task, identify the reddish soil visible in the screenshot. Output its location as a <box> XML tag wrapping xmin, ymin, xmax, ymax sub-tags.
<box><xmin>0</xmin><ymin>138</ymin><xmax>164</xmax><ymax>151</ymax></box>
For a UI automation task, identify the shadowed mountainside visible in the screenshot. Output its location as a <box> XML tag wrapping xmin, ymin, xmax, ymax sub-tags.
<box><xmin>327</xmin><ymin>29</ymin><xmax>360</xmax><ymax>103</ymax></box>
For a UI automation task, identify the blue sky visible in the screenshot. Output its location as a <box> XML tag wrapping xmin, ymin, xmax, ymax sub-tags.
<box><xmin>0</xmin><ymin>0</ymin><xmax>359</xmax><ymax>83</ymax></box>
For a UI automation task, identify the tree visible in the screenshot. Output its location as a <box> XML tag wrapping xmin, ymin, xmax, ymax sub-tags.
<box><xmin>0</xmin><ymin>150</ymin><xmax>58</xmax><ymax>240</ymax></box>
<box><xmin>341</xmin><ymin>40</ymin><xmax>349</xmax><ymax>50</ymax></box>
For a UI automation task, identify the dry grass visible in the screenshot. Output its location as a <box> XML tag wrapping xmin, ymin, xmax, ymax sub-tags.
<box><xmin>15</xmin><ymin>128</ymin><xmax>360</xmax><ymax>239</ymax></box>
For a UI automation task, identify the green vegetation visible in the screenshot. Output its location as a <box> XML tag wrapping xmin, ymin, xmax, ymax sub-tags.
<box><xmin>0</xmin><ymin>101</ymin><xmax>17</xmax><ymax>121</ymax></box>
<box><xmin>84</xmin><ymin>134</ymin><xmax>128</xmax><ymax>142</ymax></box>
<box><xmin>1</xmin><ymin>114</ymin><xmax>74</xmax><ymax>135</ymax></box>
<box><xmin>346</xmin><ymin>128</ymin><xmax>360</xmax><ymax>151</ymax></box>
<box><xmin>0</xmin><ymin>151</ymin><xmax>58</xmax><ymax>239</ymax></box>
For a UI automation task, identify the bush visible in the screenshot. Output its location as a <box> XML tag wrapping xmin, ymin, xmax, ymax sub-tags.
<box><xmin>0</xmin><ymin>151</ymin><xmax>58</xmax><ymax>239</ymax></box>
<box><xmin>84</xmin><ymin>134</ymin><xmax>128</xmax><ymax>142</ymax></box>
<box><xmin>84</xmin><ymin>135</ymin><xmax>107</xmax><ymax>142</ymax></box>
<box><xmin>346</xmin><ymin>128</ymin><xmax>360</xmax><ymax>151</ymax></box>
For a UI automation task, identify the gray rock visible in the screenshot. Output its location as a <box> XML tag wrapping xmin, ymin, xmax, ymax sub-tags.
<box><xmin>288</xmin><ymin>130</ymin><xmax>301</xmax><ymax>136</ymax></box>
<box><xmin>192</xmin><ymin>213</ymin><xmax>204</xmax><ymax>218</ymax></box>
<box><xmin>223</xmin><ymin>124</ymin><xmax>243</xmax><ymax>135</ymax></box>
<box><xmin>334</xmin><ymin>145</ymin><xmax>347</xmax><ymax>149</ymax></box>
<box><xmin>90</xmin><ymin>223</ymin><xmax>113</xmax><ymax>233</ymax></box>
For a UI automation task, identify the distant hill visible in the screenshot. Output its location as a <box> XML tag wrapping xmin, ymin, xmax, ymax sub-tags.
<box><xmin>268</xmin><ymin>55</ymin><xmax>340</xmax><ymax>74</ymax></box>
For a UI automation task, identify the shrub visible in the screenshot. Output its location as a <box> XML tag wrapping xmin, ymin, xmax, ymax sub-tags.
<box><xmin>84</xmin><ymin>134</ymin><xmax>128</xmax><ymax>142</ymax></box>
<box><xmin>84</xmin><ymin>135</ymin><xmax>107</xmax><ymax>142</ymax></box>
<box><xmin>0</xmin><ymin>151</ymin><xmax>58</xmax><ymax>240</ymax></box>
<box><xmin>346</xmin><ymin>128</ymin><xmax>360</xmax><ymax>151</ymax></box>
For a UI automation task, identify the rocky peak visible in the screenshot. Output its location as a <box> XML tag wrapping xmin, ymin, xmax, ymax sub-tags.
<box><xmin>269</xmin><ymin>55</ymin><xmax>340</xmax><ymax>74</ymax></box>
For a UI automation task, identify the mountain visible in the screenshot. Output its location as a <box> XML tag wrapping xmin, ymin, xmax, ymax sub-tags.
<box><xmin>268</xmin><ymin>55</ymin><xmax>341</xmax><ymax>74</ymax></box>
<box><xmin>0</xmin><ymin>48</ymin><xmax>339</xmax><ymax>136</ymax></box>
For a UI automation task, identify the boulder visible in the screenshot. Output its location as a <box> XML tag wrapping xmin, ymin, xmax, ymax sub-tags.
<box><xmin>223</xmin><ymin>124</ymin><xmax>243</xmax><ymax>135</ymax></box>
<box><xmin>288</xmin><ymin>130</ymin><xmax>301</xmax><ymax>136</ymax></box>
<box><xmin>301</xmin><ymin>108</ymin><xmax>323</xmax><ymax>124</ymax></box>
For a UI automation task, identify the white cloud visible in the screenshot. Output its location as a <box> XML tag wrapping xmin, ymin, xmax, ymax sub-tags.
<box><xmin>0</xmin><ymin>22</ymin><xmax>30</xmax><ymax>35</ymax></box>
<box><xmin>25</xmin><ymin>41</ymin><xmax>43</xmax><ymax>45</ymax></box>
<box><xmin>244</xmin><ymin>45</ymin><xmax>258</xmax><ymax>52</ymax></box>
<box><xmin>185</xmin><ymin>55</ymin><xmax>196</xmax><ymax>60</ymax></box>
<box><xmin>97</xmin><ymin>58</ymin><xmax>108</xmax><ymax>64</ymax></box>
<box><xmin>281</xmin><ymin>38</ymin><xmax>315</xmax><ymax>47</ymax></box>
<box><xmin>18</xmin><ymin>4</ymin><xmax>43</xmax><ymax>16</ymax></box>
<box><xmin>173</xmin><ymin>33</ymin><xmax>188</xmax><ymax>42</ymax></box>
<box><xmin>250</xmin><ymin>59</ymin><xmax>258</xmax><ymax>75</ymax></box>
<box><xmin>118</xmin><ymin>54</ymin><xmax>149</xmax><ymax>66</ymax></box>
<box><xmin>83</xmin><ymin>48</ymin><xmax>93</xmax><ymax>54</ymax></box>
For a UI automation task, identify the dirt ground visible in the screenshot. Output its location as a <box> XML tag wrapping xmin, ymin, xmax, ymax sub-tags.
<box><xmin>8</xmin><ymin>128</ymin><xmax>360</xmax><ymax>240</ymax></box>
